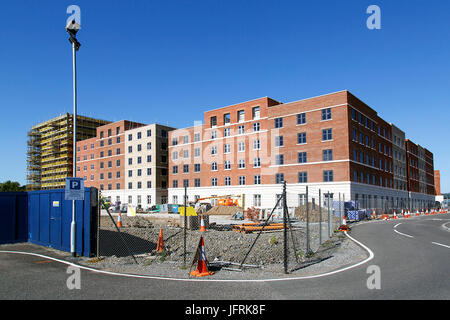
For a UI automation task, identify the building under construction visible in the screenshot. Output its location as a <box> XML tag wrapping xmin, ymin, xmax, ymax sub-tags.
<box><xmin>26</xmin><ymin>113</ymin><xmax>110</xmax><ymax>190</ymax></box>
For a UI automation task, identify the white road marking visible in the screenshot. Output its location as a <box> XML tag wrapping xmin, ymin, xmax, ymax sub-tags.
<box><xmin>431</xmin><ymin>242</ymin><xmax>450</xmax><ymax>249</ymax></box>
<box><xmin>0</xmin><ymin>232</ymin><xmax>374</xmax><ymax>283</ymax></box>
<box><xmin>393</xmin><ymin>229</ymin><xmax>414</xmax><ymax>238</ymax></box>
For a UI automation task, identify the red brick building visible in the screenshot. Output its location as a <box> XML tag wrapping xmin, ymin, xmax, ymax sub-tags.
<box><xmin>168</xmin><ymin>90</ymin><xmax>435</xmax><ymax>210</ymax></box>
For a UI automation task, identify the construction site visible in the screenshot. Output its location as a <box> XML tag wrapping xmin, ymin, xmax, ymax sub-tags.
<box><xmin>93</xmin><ymin>188</ymin><xmax>348</xmax><ymax>277</ymax></box>
<box><xmin>26</xmin><ymin>114</ymin><xmax>110</xmax><ymax>190</ymax></box>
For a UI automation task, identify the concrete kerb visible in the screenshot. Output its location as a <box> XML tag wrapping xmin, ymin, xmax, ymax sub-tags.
<box><xmin>0</xmin><ymin>224</ymin><xmax>374</xmax><ymax>283</ymax></box>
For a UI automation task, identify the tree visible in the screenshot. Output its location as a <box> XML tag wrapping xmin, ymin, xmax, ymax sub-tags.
<box><xmin>0</xmin><ymin>180</ymin><xmax>26</xmax><ymax>192</ymax></box>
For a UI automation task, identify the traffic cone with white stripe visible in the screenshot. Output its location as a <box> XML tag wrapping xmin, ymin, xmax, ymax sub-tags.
<box><xmin>190</xmin><ymin>236</ymin><xmax>214</xmax><ymax>277</ymax></box>
<box><xmin>393</xmin><ymin>210</ymin><xmax>398</xmax><ymax>219</ymax></box>
<box><xmin>200</xmin><ymin>215</ymin><xmax>206</xmax><ymax>233</ymax></box>
<box><xmin>117</xmin><ymin>212</ymin><xmax>123</xmax><ymax>228</ymax></box>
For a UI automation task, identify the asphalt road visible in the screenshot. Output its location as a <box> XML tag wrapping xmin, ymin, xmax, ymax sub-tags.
<box><xmin>0</xmin><ymin>214</ymin><xmax>449</xmax><ymax>301</ymax></box>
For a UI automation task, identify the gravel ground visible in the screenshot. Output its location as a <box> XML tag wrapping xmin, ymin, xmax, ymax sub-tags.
<box><xmin>82</xmin><ymin>215</ymin><xmax>366</xmax><ymax>279</ymax></box>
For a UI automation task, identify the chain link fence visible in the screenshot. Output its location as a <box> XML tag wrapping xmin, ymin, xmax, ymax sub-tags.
<box><xmin>94</xmin><ymin>184</ymin><xmax>355</xmax><ymax>274</ymax></box>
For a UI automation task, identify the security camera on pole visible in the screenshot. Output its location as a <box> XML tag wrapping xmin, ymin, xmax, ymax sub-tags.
<box><xmin>66</xmin><ymin>10</ymin><xmax>81</xmax><ymax>257</ymax></box>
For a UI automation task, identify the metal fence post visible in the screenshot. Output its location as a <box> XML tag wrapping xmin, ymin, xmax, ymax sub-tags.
<box><xmin>282</xmin><ymin>181</ymin><xmax>288</xmax><ymax>274</ymax></box>
<box><xmin>339</xmin><ymin>193</ymin><xmax>342</xmax><ymax>226</ymax></box>
<box><xmin>327</xmin><ymin>192</ymin><xmax>332</xmax><ymax>239</ymax></box>
<box><xmin>183</xmin><ymin>186</ymin><xmax>187</xmax><ymax>269</ymax></box>
<box><xmin>319</xmin><ymin>189</ymin><xmax>322</xmax><ymax>245</ymax></box>
<box><xmin>306</xmin><ymin>186</ymin><xmax>311</xmax><ymax>254</ymax></box>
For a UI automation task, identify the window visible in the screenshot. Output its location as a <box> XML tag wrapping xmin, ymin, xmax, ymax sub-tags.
<box><xmin>211</xmin><ymin>146</ymin><xmax>217</xmax><ymax>155</ymax></box>
<box><xmin>224</xmin><ymin>113</ymin><xmax>230</xmax><ymax>125</ymax></box>
<box><xmin>352</xmin><ymin>108</ymin><xmax>357</xmax><ymax>121</ymax></box>
<box><xmin>298</xmin><ymin>152</ymin><xmax>307</xmax><ymax>163</ymax></box>
<box><xmin>324</xmin><ymin>170</ymin><xmax>334</xmax><ymax>182</ymax></box>
<box><xmin>275</xmin><ymin>117</ymin><xmax>283</xmax><ymax>128</ymax></box>
<box><xmin>298</xmin><ymin>172</ymin><xmax>307</xmax><ymax>183</ymax></box>
<box><xmin>238</xmin><ymin>159</ymin><xmax>245</xmax><ymax>169</ymax></box>
<box><xmin>148</xmin><ymin>155</ymin><xmax>152</xmax><ymax>162</ymax></box>
<box><xmin>276</xmin><ymin>173</ymin><xmax>284</xmax><ymax>184</ymax></box>
<box><xmin>172</xmin><ymin>151</ymin><xmax>178</xmax><ymax>160</ymax></box>
<box><xmin>322</xmin><ymin>128</ymin><xmax>332</xmax><ymax>141</ymax></box>
<box><xmin>128</xmin><ymin>134</ymin><xmax>132</xmax><ymax>141</ymax></box>
<box><xmin>253</xmin><ymin>194</ymin><xmax>261</xmax><ymax>207</ymax></box>
<box><xmin>224</xmin><ymin>128</ymin><xmax>230</xmax><ymax>137</ymax></box>
<box><xmin>137</xmin><ymin>169</ymin><xmax>142</xmax><ymax>177</ymax></box>
<box><xmin>194</xmin><ymin>132</ymin><xmax>200</xmax><ymax>142</ymax></box>
<box><xmin>128</xmin><ymin>170</ymin><xmax>132</xmax><ymax>177</ymax></box>
<box><xmin>211</xmin><ymin>178</ymin><xmax>217</xmax><ymax>186</ymax></box>
<box><xmin>194</xmin><ymin>179</ymin><xmax>200</xmax><ymax>187</ymax></box>
<box><xmin>275</xmin><ymin>154</ymin><xmax>284</xmax><ymax>165</ymax></box>
<box><xmin>224</xmin><ymin>144</ymin><xmax>231</xmax><ymax>153</ymax></box>
<box><xmin>137</xmin><ymin>144</ymin><xmax>142</xmax><ymax>152</ymax></box>
<box><xmin>172</xmin><ymin>138</ymin><xmax>178</xmax><ymax>146</ymax></box>
<box><xmin>108</xmin><ymin>161</ymin><xmax>112</xmax><ymax>168</ymax></box>
<box><xmin>100</xmin><ymin>162</ymin><xmax>104</xmax><ymax>169</ymax></box>
<box><xmin>147</xmin><ymin>168</ymin><xmax>152</xmax><ymax>175</ymax></box>
<box><xmin>194</xmin><ymin>163</ymin><xmax>200</xmax><ymax>172</ymax></box>
<box><xmin>224</xmin><ymin>160</ymin><xmax>231</xmax><ymax>170</ymax></box>
<box><xmin>211</xmin><ymin>162</ymin><xmax>218</xmax><ymax>171</ymax></box>
<box><xmin>117</xmin><ymin>137</ymin><xmax>120</xmax><ymax>143</ymax></box>
<box><xmin>137</xmin><ymin>132</ymin><xmax>142</xmax><ymax>139</ymax></box>
<box><xmin>238</xmin><ymin>110</ymin><xmax>245</xmax><ymax>122</ymax></box>
<box><xmin>183</xmin><ymin>135</ymin><xmax>189</xmax><ymax>144</ymax></box>
<box><xmin>239</xmin><ymin>176</ymin><xmax>246</xmax><ymax>185</ymax></box>
<box><xmin>183</xmin><ymin>179</ymin><xmax>189</xmax><ymax>187</ymax></box>
<box><xmin>253</xmin><ymin>139</ymin><xmax>260</xmax><ymax>150</ymax></box>
<box><xmin>225</xmin><ymin>177</ymin><xmax>231</xmax><ymax>186</ymax></box>
<box><xmin>238</xmin><ymin>125</ymin><xmax>245</xmax><ymax>135</ymax></box>
<box><xmin>252</xmin><ymin>106</ymin><xmax>260</xmax><ymax>120</ymax></box>
<box><xmin>137</xmin><ymin>156</ymin><xmax>142</xmax><ymax>164</ymax></box>
<box><xmin>128</xmin><ymin>146</ymin><xmax>132</xmax><ymax>153</ymax></box>
<box><xmin>323</xmin><ymin>149</ymin><xmax>333</xmax><ymax>161</ymax></box>
<box><xmin>254</xmin><ymin>175</ymin><xmax>261</xmax><ymax>185</ymax></box>
<box><xmin>173</xmin><ymin>180</ymin><xmax>178</xmax><ymax>188</ymax></box>
<box><xmin>183</xmin><ymin>164</ymin><xmax>189</xmax><ymax>173</ymax></box>
<box><xmin>183</xmin><ymin>150</ymin><xmax>189</xmax><ymax>158</ymax></box>
<box><xmin>117</xmin><ymin>148</ymin><xmax>121</xmax><ymax>155</ymax></box>
<box><xmin>210</xmin><ymin>116</ymin><xmax>217</xmax><ymax>127</ymax></box>
<box><xmin>253</xmin><ymin>122</ymin><xmax>260</xmax><ymax>132</ymax></box>
<box><xmin>128</xmin><ymin>182</ymin><xmax>132</xmax><ymax>189</ymax></box>
<box><xmin>238</xmin><ymin>141</ymin><xmax>245</xmax><ymax>152</ymax></box>
<box><xmin>322</xmin><ymin>108</ymin><xmax>331</xmax><ymax>120</ymax></box>
<box><xmin>147</xmin><ymin>142</ymin><xmax>151</xmax><ymax>150</ymax></box>
<box><xmin>108</xmin><ymin>139</ymin><xmax>112</xmax><ymax>145</ymax></box>
<box><xmin>253</xmin><ymin>157</ymin><xmax>261</xmax><ymax>168</ymax></box>
<box><xmin>147</xmin><ymin>129</ymin><xmax>151</xmax><ymax>137</ymax></box>
<box><xmin>297</xmin><ymin>132</ymin><xmax>306</xmax><ymax>144</ymax></box>
<box><xmin>194</xmin><ymin>148</ymin><xmax>200</xmax><ymax>157</ymax></box>
<box><xmin>297</xmin><ymin>113</ymin><xmax>306</xmax><ymax>125</ymax></box>
<box><xmin>275</xmin><ymin>136</ymin><xmax>284</xmax><ymax>147</ymax></box>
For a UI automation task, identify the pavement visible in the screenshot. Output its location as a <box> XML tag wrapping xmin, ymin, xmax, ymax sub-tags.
<box><xmin>0</xmin><ymin>214</ymin><xmax>448</xmax><ymax>300</ymax></box>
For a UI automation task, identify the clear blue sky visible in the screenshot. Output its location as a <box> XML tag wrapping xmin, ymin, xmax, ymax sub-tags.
<box><xmin>0</xmin><ymin>0</ymin><xmax>449</xmax><ymax>192</ymax></box>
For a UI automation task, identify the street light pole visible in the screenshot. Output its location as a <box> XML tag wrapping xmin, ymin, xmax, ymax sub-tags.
<box><xmin>66</xmin><ymin>20</ymin><xmax>81</xmax><ymax>257</ymax></box>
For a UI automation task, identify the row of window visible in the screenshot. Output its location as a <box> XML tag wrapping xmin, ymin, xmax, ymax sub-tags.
<box><xmin>352</xmin><ymin>149</ymin><xmax>393</xmax><ymax>173</ymax></box>
<box><xmin>172</xmin><ymin>170</ymin><xmax>334</xmax><ymax>188</ymax></box>
<box><xmin>351</xmin><ymin>108</ymin><xmax>391</xmax><ymax>141</ymax></box>
<box><xmin>97</xmin><ymin>180</ymin><xmax>167</xmax><ymax>191</ymax></box>
<box><xmin>209</xmin><ymin>106</ymin><xmax>261</xmax><ymax>128</ymax></box>
<box><xmin>274</xmin><ymin>108</ymin><xmax>332</xmax><ymax>129</ymax></box>
<box><xmin>353</xmin><ymin>170</ymin><xmax>393</xmax><ymax>188</ymax></box>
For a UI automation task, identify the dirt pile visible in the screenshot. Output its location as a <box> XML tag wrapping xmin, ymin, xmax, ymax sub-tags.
<box><xmin>205</xmin><ymin>206</ymin><xmax>243</xmax><ymax>216</ymax></box>
<box><xmin>101</xmin><ymin>216</ymin><xmax>154</xmax><ymax>229</ymax></box>
<box><xmin>294</xmin><ymin>204</ymin><xmax>340</xmax><ymax>223</ymax></box>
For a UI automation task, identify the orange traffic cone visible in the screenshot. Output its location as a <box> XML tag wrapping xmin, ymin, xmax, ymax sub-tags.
<box><xmin>393</xmin><ymin>210</ymin><xmax>398</xmax><ymax>219</ymax></box>
<box><xmin>416</xmin><ymin>210</ymin><xmax>420</xmax><ymax>216</ymax></box>
<box><xmin>200</xmin><ymin>215</ymin><xmax>206</xmax><ymax>233</ymax></box>
<box><xmin>190</xmin><ymin>236</ymin><xmax>214</xmax><ymax>277</ymax></box>
<box><xmin>117</xmin><ymin>212</ymin><xmax>123</xmax><ymax>228</ymax></box>
<box><xmin>425</xmin><ymin>209</ymin><xmax>429</xmax><ymax>215</ymax></box>
<box><xmin>156</xmin><ymin>227</ymin><xmax>164</xmax><ymax>253</ymax></box>
<box><xmin>372</xmin><ymin>209</ymin><xmax>377</xmax><ymax>220</ymax></box>
<box><xmin>338</xmin><ymin>215</ymin><xmax>350</xmax><ymax>231</ymax></box>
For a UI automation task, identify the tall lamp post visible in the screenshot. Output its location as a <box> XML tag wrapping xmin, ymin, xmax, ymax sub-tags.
<box><xmin>66</xmin><ymin>20</ymin><xmax>81</xmax><ymax>257</ymax></box>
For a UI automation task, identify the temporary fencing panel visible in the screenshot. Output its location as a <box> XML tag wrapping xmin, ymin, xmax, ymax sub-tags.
<box><xmin>28</xmin><ymin>188</ymin><xmax>98</xmax><ymax>257</ymax></box>
<box><xmin>0</xmin><ymin>192</ymin><xmax>28</xmax><ymax>244</ymax></box>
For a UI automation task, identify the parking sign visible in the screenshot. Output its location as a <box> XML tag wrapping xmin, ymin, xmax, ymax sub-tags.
<box><xmin>65</xmin><ymin>177</ymin><xmax>85</xmax><ymax>200</ymax></box>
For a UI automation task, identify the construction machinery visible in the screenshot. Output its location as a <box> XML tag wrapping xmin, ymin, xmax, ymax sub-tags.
<box><xmin>194</xmin><ymin>194</ymin><xmax>245</xmax><ymax>208</ymax></box>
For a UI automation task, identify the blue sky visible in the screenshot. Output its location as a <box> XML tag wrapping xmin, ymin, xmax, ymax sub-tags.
<box><xmin>0</xmin><ymin>0</ymin><xmax>449</xmax><ymax>191</ymax></box>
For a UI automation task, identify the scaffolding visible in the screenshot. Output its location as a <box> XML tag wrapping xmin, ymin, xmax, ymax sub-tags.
<box><xmin>26</xmin><ymin>113</ymin><xmax>110</xmax><ymax>190</ymax></box>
